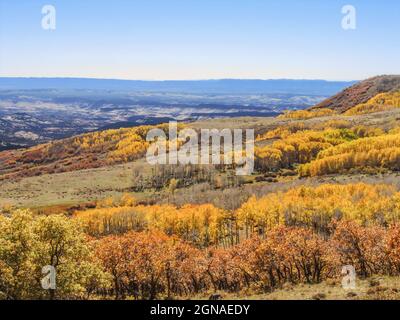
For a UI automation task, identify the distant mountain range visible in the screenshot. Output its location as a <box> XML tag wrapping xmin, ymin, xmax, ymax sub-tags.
<box><xmin>0</xmin><ymin>77</ymin><xmax>355</xmax><ymax>95</ymax></box>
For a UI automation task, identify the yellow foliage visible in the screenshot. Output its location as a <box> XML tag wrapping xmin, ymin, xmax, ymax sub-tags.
<box><xmin>345</xmin><ymin>91</ymin><xmax>400</xmax><ymax>115</ymax></box>
<box><xmin>75</xmin><ymin>203</ymin><xmax>230</xmax><ymax>247</ymax></box>
<box><xmin>300</xmin><ymin>132</ymin><xmax>400</xmax><ymax>176</ymax></box>
<box><xmin>256</xmin><ymin>123</ymin><xmax>307</xmax><ymax>141</ymax></box>
<box><xmin>278</xmin><ymin>108</ymin><xmax>335</xmax><ymax>120</ymax></box>
<box><xmin>75</xmin><ymin>183</ymin><xmax>400</xmax><ymax>246</ymax></box>
<box><xmin>119</xmin><ymin>193</ymin><xmax>136</xmax><ymax>207</ymax></box>
<box><xmin>237</xmin><ymin>183</ymin><xmax>400</xmax><ymax>232</ymax></box>
<box><xmin>255</xmin><ymin>127</ymin><xmax>369</xmax><ymax>171</ymax></box>
<box><xmin>96</xmin><ymin>197</ymin><xmax>115</xmax><ymax>208</ymax></box>
<box><xmin>70</xmin><ymin>123</ymin><xmax>182</xmax><ymax>164</ymax></box>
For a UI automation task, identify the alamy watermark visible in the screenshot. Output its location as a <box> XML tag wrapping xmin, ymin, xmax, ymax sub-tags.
<box><xmin>341</xmin><ymin>265</ymin><xmax>357</xmax><ymax>290</ymax></box>
<box><xmin>40</xmin><ymin>4</ymin><xmax>356</xmax><ymax>32</ymax></box>
<box><xmin>342</xmin><ymin>5</ymin><xmax>356</xmax><ymax>30</ymax></box>
<box><xmin>146</xmin><ymin>122</ymin><xmax>254</xmax><ymax>176</ymax></box>
<box><xmin>41</xmin><ymin>265</ymin><xmax>56</xmax><ymax>290</ymax></box>
<box><xmin>41</xmin><ymin>5</ymin><xmax>56</xmax><ymax>30</ymax></box>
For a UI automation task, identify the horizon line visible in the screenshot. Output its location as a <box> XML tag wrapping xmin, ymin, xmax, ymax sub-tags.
<box><xmin>0</xmin><ymin>76</ymin><xmax>360</xmax><ymax>82</ymax></box>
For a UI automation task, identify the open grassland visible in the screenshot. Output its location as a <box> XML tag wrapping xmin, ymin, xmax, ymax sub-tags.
<box><xmin>202</xmin><ymin>276</ymin><xmax>400</xmax><ymax>300</ymax></box>
<box><xmin>2</xmin><ymin>158</ymin><xmax>400</xmax><ymax>211</ymax></box>
<box><xmin>0</xmin><ymin>111</ymin><xmax>399</xmax><ymax>208</ymax></box>
<box><xmin>0</xmin><ymin>160</ymin><xmax>149</xmax><ymax>207</ymax></box>
<box><xmin>2</xmin><ymin>109</ymin><xmax>400</xmax><ymax>210</ymax></box>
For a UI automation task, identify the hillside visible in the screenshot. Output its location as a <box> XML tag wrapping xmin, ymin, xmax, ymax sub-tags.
<box><xmin>2</xmin><ymin>107</ymin><xmax>400</xmax><ymax>209</ymax></box>
<box><xmin>0</xmin><ymin>124</ymin><xmax>172</xmax><ymax>180</ymax></box>
<box><xmin>4</xmin><ymin>104</ymin><xmax>400</xmax><ymax>183</ymax></box>
<box><xmin>4</xmin><ymin>77</ymin><xmax>400</xmax><ymax>301</ymax></box>
<box><xmin>311</xmin><ymin>75</ymin><xmax>400</xmax><ymax>113</ymax></box>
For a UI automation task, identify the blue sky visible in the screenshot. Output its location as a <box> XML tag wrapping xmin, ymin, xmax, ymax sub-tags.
<box><xmin>0</xmin><ymin>0</ymin><xmax>399</xmax><ymax>80</ymax></box>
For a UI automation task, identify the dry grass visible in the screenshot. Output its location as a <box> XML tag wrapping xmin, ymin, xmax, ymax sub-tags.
<box><xmin>3</xmin><ymin>109</ymin><xmax>400</xmax><ymax>210</ymax></box>
<box><xmin>0</xmin><ymin>159</ymin><xmax>151</xmax><ymax>207</ymax></box>
<box><xmin>189</xmin><ymin>276</ymin><xmax>400</xmax><ymax>300</ymax></box>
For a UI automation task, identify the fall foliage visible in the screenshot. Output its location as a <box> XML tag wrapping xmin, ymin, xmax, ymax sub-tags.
<box><xmin>73</xmin><ymin>183</ymin><xmax>400</xmax><ymax>247</ymax></box>
<box><xmin>299</xmin><ymin>131</ymin><xmax>400</xmax><ymax>176</ymax></box>
<box><xmin>255</xmin><ymin>126</ymin><xmax>382</xmax><ymax>172</ymax></box>
<box><xmin>0</xmin><ymin>210</ymin><xmax>109</xmax><ymax>299</ymax></box>
<box><xmin>0</xmin><ymin>123</ymin><xmax>175</xmax><ymax>180</ymax></box>
<box><xmin>278</xmin><ymin>108</ymin><xmax>336</xmax><ymax>120</ymax></box>
<box><xmin>345</xmin><ymin>91</ymin><xmax>400</xmax><ymax>116</ymax></box>
<box><xmin>5</xmin><ymin>207</ymin><xmax>400</xmax><ymax>299</ymax></box>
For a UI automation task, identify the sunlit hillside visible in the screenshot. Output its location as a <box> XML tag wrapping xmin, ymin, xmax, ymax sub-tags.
<box><xmin>2</xmin><ymin>76</ymin><xmax>400</xmax><ymax>300</ymax></box>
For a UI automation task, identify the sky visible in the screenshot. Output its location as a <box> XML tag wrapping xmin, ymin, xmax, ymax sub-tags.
<box><xmin>0</xmin><ymin>0</ymin><xmax>399</xmax><ymax>81</ymax></box>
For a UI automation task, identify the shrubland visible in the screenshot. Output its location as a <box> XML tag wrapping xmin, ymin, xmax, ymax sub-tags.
<box><xmin>72</xmin><ymin>183</ymin><xmax>400</xmax><ymax>247</ymax></box>
<box><xmin>4</xmin><ymin>206</ymin><xmax>400</xmax><ymax>299</ymax></box>
<box><xmin>3</xmin><ymin>81</ymin><xmax>400</xmax><ymax>300</ymax></box>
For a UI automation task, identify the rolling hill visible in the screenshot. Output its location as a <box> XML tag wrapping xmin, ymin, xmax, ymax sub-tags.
<box><xmin>2</xmin><ymin>76</ymin><xmax>400</xmax><ymax>183</ymax></box>
<box><xmin>311</xmin><ymin>75</ymin><xmax>400</xmax><ymax>113</ymax></box>
<box><xmin>4</xmin><ymin>76</ymin><xmax>400</xmax><ymax>301</ymax></box>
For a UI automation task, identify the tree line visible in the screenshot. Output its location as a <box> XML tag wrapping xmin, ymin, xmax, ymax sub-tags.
<box><xmin>3</xmin><ymin>209</ymin><xmax>400</xmax><ymax>299</ymax></box>
<box><xmin>74</xmin><ymin>183</ymin><xmax>400</xmax><ymax>247</ymax></box>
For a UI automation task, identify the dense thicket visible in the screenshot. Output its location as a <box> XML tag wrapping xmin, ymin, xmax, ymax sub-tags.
<box><xmin>299</xmin><ymin>132</ymin><xmax>400</xmax><ymax>176</ymax></box>
<box><xmin>3</xmin><ymin>209</ymin><xmax>400</xmax><ymax>300</ymax></box>
<box><xmin>255</xmin><ymin>126</ymin><xmax>382</xmax><ymax>172</ymax></box>
<box><xmin>74</xmin><ymin>184</ymin><xmax>400</xmax><ymax>247</ymax></box>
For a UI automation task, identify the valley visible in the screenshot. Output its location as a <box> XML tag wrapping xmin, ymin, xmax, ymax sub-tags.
<box><xmin>0</xmin><ymin>78</ymin><xmax>352</xmax><ymax>150</ymax></box>
<box><xmin>2</xmin><ymin>75</ymin><xmax>400</xmax><ymax>300</ymax></box>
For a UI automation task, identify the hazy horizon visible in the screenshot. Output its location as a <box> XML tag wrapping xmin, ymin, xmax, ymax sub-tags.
<box><xmin>0</xmin><ymin>76</ymin><xmax>360</xmax><ymax>81</ymax></box>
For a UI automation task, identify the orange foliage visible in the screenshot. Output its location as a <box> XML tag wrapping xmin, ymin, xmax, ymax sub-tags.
<box><xmin>93</xmin><ymin>222</ymin><xmax>400</xmax><ymax>298</ymax></box>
